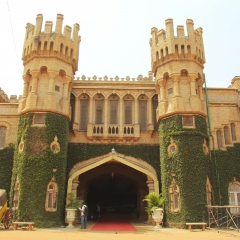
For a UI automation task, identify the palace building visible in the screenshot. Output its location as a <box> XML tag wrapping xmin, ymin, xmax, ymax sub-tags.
<box><xmin>0</xmin><ymin>14</ymin><xmax>240</xmax><ymax>227</ymax></box>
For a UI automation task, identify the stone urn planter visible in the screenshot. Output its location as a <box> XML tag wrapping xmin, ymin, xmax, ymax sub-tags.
<box><xmin>65</xmin><ymin>208</ymin><xmax>77</xmax><ymax>228</ymax></box>
<box><xmin>152</xmin><ymin>208</ymin><xmax>163</xmax><ymax>230</ymax></box>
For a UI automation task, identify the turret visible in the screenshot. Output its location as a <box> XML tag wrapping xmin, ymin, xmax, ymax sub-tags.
<box><xmin>154</xmin><ymin>19</ymin><xmax>209</xmax><ymax>228</ymax></box>
<box><xmin>150</xmin><ymin>19</ymin><xmax>206</xmax><ymax>121</ymax></box>
<box><xmin>19</xmin><ymin>14</ymin><xmax>81</xmax><ymax>118</ymax></box>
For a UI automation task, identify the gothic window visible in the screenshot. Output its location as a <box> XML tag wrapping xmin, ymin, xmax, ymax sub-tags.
<box><xmin>231</xmin><ymin>123</ymin><xmax>237</xmax><ymax>141</ymax></box>
<box><xmin>44</xmin><ymin>41</ymin><xmax>47</xmax><ymax>51</ymax></box>
<box><xmin>170</xmin><ymin>184</ymin><xmax>180</xmax><ymax>212</ymax></box>
<box><xmin>80</xmin><ymin>100</ymin><xmax>89</xmax><ymax>130</ymax></box>
<box><xmin>45</xmin><ymin>181</ymin><xmax>58</xmax><ymax>212</ymax></box>
<box><xmin>13</xmin><ymin>177</ymin><xmax>20</xmax><ymax>209</ymax></box>
<box><xmin>229</xmin><ymin>183</ymin><xmax>240</xmax><ymax>215</ymax></box>
<box><xmin>124</xmin><ymin>100</ymin><xmax>132</xmax><ymax>124</ymax></box>
<box><xmin>0</xmin><ymin>126</ymin><xmax>7</xmax><ymax>148</ymax></box>
<box><xmin>224</xmin><ymin>126</ymin><xmax>230</xmax><ymax>145</ymax></box>
<box><xmin>110</xmin><ymin>100</ymin><xmax>118</xmax><ymax>124</ymax></box>
<box><xmin>216</xmin><ymin>130</ymin><xmax>223</xmax><ymax>149</ymax></box>
<box><xmin>50</xmin><ymin>42</ymin><xmax>54</xmax><ymax>51</ymax></box>
<box><xmin>95</xmin><ymin>100</ymin><xmax>103</xmax><ymax>124</ymax></box>
<box><xmin>139</xmin><ymin>100</ymin><xmax>147</xmax><ymax>132</ymax></box>
<box><xmin>206</xmin><ymin>177</ymin><xmax>213</xmax><ymax>206</ymax></box>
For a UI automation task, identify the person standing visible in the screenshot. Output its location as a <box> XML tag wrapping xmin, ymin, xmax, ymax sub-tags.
<box><xmin>79</xmin><ymin>202</ymin><xmax>88</xmax><ymax>229</ymax></box>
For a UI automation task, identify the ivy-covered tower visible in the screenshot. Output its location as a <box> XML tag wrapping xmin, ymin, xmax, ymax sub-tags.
<box><xmin>11</xmin><ymin>14</ymin><xmax>80</xmax><ymax>226</ymax></box>
<box><xmin>150</xmin><ymin>19</ymin><xmax>209</xmax><ymax>227</ymax></box>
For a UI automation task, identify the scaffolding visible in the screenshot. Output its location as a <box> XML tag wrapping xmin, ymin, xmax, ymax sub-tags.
<box><xmin>207</xmin><ymin>206</ymin><xmax>240</xmax><ymax>232</ymax></box>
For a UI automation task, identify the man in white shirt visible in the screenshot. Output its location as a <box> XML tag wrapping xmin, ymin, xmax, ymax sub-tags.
<box><xmin>79</xmin><ymin>202</ymin><xmax>88</xmax><ymax>229</ymax></box>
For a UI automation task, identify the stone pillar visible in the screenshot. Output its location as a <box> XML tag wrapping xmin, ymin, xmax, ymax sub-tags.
<box><xmin>45</xmin><ymin>71</ymin><xmax>57</xmax><ymax>109</ymax></box>
<box><xmin>134</xmin><ymin>98</ymin><xmax>139</xmax><ymax>124</ymax></box>
<box><xmin>172</xmin><ymin>76</ymin><xmax>180</xmax><ymax>96</ymax></box>
<box><xmin>189</xmin><ymin>76</ymin><xmax>196</xmax><ymax>96</ymax></box>
<box><xmin>158</xmin><ymin>79</ymin><xmax>167</xmax><ymax>116</ymax></box>
<box><xmin>104</xmin><ymin>98</ymin><xmax>108</xmax><ymax>137</ymax></box>
<box><xmin>148</xmin><ymin>98</ymin><xmax>153</xmax><ymax>132</ymax></box>
<box><xmin>62</xmin><ymin>77</ymin><xmax>71</xmax><ymax>115</ymax></box>
<box><xmin>119</xmin><ymin>99</ymin><xmax>123</xmax><ymax>136</ymax></box>
<box><xmin>89</xmin><ymin>97</ymin><xmax>93</xmax><ymax>124</ymax></box>
<box><xmin>26</xmin><ymin>71</ymin><xmax>38</xmax><ymax>109</ymax></box>
<box><xmin>73</xmin><ymin>97</ymin><xmax>79</xmax><ymax>130</ymax></box>
<box><xmin>22</xmin><ymin>75</ymin><xmax>29</xmax><ymax>98</ymax></box>
<box><xmin>146</xmin><ymin>180</ymin><xmax>155</xmax><ymax>193</ymax></box>
<box><xmin>71</xmin><ymin>178</ymin><xmax>80</xmax><ymax>199</ymax></box>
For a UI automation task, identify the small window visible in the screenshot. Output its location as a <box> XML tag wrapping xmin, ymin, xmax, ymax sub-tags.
<box><xmin>33</xmin><ymin>114</ymin><xmax>46</xmax><ymax>124</ymax></box>
<box><xmin>45</xmin><ymin>181</ymin><xmax>58</xmax><ymax>212</ymax></box>
<box><xmin>216</xmin><ymin>130</ymin><xmax>223</xmax><ymax>149</ymax></box>
<box><xmin>0</xmin><ymin>126</ymin><xmax>7</xmax><ymax>148</ymax></box>
<box><xmin>170</xmin><ymin>184</ymin><xmax>180</xmax><ymax>212</ymax></box>
<box><xmin>229</xmin><ymin>183</ymin><xmax>240</xmax><ymax>215</ymax></box>
<box><xmin>231</xmin><ymin>123</ymin><xmax>237</xmax><ymax>141</ymax></box>
<box><xmin>224</xmin><ymin>126</ymin><xmax>230</xmax><ymax>145</ymax></box>
<box><xmin>55</xmin><ymin>85</ymin><xmax>60</xmax><ymax>92</ymax></box>
<box><xmin>13</xmin><ymin>177</ymin><xmax>20</xmax><ymax>209</ymax></box>
<box><xmin>182</xmin><ymin>116</ymin><xmax>194</xmax><ymax>127</ymax></box>
<box><xmin>168</xmin><ymin>88</ymin><xmax>173</xmax><ymax>95</ymax></box>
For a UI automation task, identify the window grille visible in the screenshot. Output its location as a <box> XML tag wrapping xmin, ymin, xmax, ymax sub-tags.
<box><xmin>139</xmin><ymin>101</ymin><xmax>147</xmax><ymax>131</ymax></box>
<box><xmin>124</xmin><ymin>100</ymin><xmax>132</xmax><ymax>124</ymax></box>
<box><xmin>80</xmin><ymin>100</ymin><xmax>88</xmax><ymax>130</ymax></box>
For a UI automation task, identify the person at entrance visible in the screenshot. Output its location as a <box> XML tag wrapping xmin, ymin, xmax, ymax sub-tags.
<box><xmin>79</xmin><ymin>202</ymin><xmax>88</xmax><ymax>229</ymax></box>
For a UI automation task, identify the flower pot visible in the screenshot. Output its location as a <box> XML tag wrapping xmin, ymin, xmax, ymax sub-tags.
<box><xmin>152</xmin><ymin>208</ymin><xmax>163</xmax><ymax>230</ymax></box>
<box><xmin>65</xmin><ymin>208</ymin><xmax>77</xmax><ymax>228</ymax></box>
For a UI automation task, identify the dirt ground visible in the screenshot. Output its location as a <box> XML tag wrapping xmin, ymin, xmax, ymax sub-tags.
<box><xmin>1</xmin><ymin>221</ymin><xmax>240</xmax><ymax>240</ymax></box>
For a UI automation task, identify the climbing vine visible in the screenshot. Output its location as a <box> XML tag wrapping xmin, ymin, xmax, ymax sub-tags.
<box><xmin>10</xmin><ymin>112</ymin><xmax>69</xmax><ymax>227</ymax></box>
<box><xmin>159</xmin><ymin>115</ymin><xmax>209</xmax><ymax>228</ymax></box>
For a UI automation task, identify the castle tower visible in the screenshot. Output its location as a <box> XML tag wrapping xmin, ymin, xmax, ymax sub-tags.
<box><xmin>19</xmin><ymin>13</ymin><xmax>80</xmax><ymax>116</ymax></box>
<box><xmin>150</xmin><ymin>19</ymin><xmax>209</xmax><ymax>226</ymax></box>
<box><xmin>11</xmin><ymin>14</ymin><xmax>80</xmax><ymax>226</ymax></box>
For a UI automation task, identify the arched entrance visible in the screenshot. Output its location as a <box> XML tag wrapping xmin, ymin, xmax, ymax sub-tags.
<box><xmin>67</xmin><ymin>152</ymin><xmax>159</xmax><ymax>220</ymax></box>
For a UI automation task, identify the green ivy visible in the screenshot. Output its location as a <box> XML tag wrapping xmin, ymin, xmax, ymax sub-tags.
<box><xmin>159</xmin><ymin>115</ymin><xmax>209</xmax><ymax>228</ymax></box>
<box><xmin>10</xmin><ymin>112</ymin><xmax>69</xmax><ymax>227</ymax></box>
<box><xmin>0</xmin><ymin>144</ymin><xmax>14</xmax><ymax>200</ymax></box>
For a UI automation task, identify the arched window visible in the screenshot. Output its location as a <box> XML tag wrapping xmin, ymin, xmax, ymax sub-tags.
<box><xmin>156</xmin><ymin>51</ymin><xmax>159</xmax><ymax>60</ymax></box>
<box><xmin>206</xmin><ymin>177</ymin><xmax>213</xmax><ymax>206</ymax></box>
<box><xmin>45</xmin><ymin>181</ymin><xmax>58</xmax><ymax>212</ymax></box>
<box><xmin>50</xmin><ymin>42</ymin><xmax>54</xmax><ymax>51</ymax></box>
<box><xmin>229</xmin><ymin>183</ymin><xmax>240</xmax><ymax>215</ymax></box>
<box><xmin>109</xmin><ymin>95</ymin><xmax>118</xmax><ymax>124</ymax></box>
<box><xmin>224</xmin><ymin>126</ymin><xmax>230</xmax><ymax>145</ymax></box>
<box><xmin>60</xmin><ymin>43</ymin><xmax>63</xmax><ymax>53</ymax></box>
<box><xmin>216</xmin><ymin>130</ymin><xmax>223</xmax><ymax>149</ymax></box>
<box><xmin>0</xmin><ymin>126</ymin><xmax>7</xmax><ymax>148</ymax></box>
<box><xmin>170</xmin><ymin>184</ymin><xmax>180</xmax><ymax>212</ymax></box>
<box><xmin>175</xmin><ymin>44</ymin><xmax>178</xmax><ymax>54</ymax></box>
<box><xmin>165</xmin><ymin>46</ymin><xmax>168</xmax><ymax>56</ymax></box>
<box><xmin>80</xmin><ymin>95</ymin><xmax>89</xmax><ymax>131</ymax></box>
<box><xmin>13</xmin><ymin>176</ymin><xmax>20</xmax><ymax>209</ymax></box>
<box><xmin>160</xmin><ymin>49</ymin><xmax>163</xmax><ymax>58</ymax></box>
<box><xmin>231</xmin><ymin>123</ymin><xmax>237</xmax><ymax>141</ymax></box>
<box><xmin>44</xmin><ymin>41</ymin><xmax>47</xmax><ymax>51</ymax></box>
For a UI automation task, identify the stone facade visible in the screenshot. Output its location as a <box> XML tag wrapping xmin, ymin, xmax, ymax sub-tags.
<box><xmin>1</xmin><ymin>14</ymin><xmax>240</xmax><ymax>226</ymax></box>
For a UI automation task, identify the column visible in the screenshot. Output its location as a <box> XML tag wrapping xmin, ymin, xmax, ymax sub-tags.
<box><xmin>71</xmin><ymin>178</ymin><xmax>79</xmax><ymax>199</ymax></box>
<box><xmin>63</xmin><ymin>82</ymin><xmax>68</xmax><ymax>99</ymax></box>
<box><xmin>134</xmin><ymin>98</ymin><xmax>139</xmax><ymax>124</ymax></box>
<box><xmin>48</xmin><ymin>77</ymin><xmax>55</xmax><ymax>94</ymax></box>
<box><xmin>148</xmin><ymin>98</ymin><xmax>153</xmax><ymax>125</ymax></box>
<box><xmin>89</xmin><ymin>97</ymin><xmax>93</xmax><ymax>124</ymax></box>
<box><xmin>104</xmin><ymin>98</ymin><xmax>108</xmax><ymax>136</ymax></box>
<box><xmin>173</xmin><ymin>76</ymin><xmax>180</xmax><ymax>96</ymax></box>
<box><xmin>119</xmin><ymin>99</ymin><xmax>123</xmax><ymax>136</ymax></box>
<box><xmin>22</xmin><ymin>76</ymin><xmax>29</xmax><ymax>98</ymax></box>
<box><xmin>74</xmin><ymin>97</ymin><xmax>79</xmax><ymax>130</ymax></box>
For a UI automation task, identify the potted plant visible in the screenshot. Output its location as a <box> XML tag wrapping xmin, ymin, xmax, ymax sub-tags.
<box><xmin>143</xmin><ymin>192</ymin><xmax>165</xmax><ymax>230</ymax></box>
<box><xmin>65</xmin><ymin>192</ymin><xmax>83</xmax><ymax>228</ymax></box>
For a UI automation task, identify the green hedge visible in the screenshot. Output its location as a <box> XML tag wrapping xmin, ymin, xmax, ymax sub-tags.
<box><xmin>0</xmin><ymin>144</ymin><xmax>14</xmax><ymax>200</ymax></box>
<box><xmin>159</xmin><ymin>115</ymin><xmax>209</xmax><ymax>227</ymax></box>
<box><xmin>11</xmin><ymin>112</ymin><xmax>69</xmax><ymax>227</ymax></box>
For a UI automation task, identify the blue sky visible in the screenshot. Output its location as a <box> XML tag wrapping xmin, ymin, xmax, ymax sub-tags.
<box><xmin>0</xmin><ymin>0</ymin><xmax>240</xmax><ymax>96</ymax></box>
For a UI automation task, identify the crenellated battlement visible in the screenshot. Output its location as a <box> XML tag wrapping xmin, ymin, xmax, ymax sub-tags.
<box><xmin>22</xmin><ymin>14</ymin><xmax>80</xmax><ymax>72</ymax></box>
<box><xmin>74</xmin><ymin>72</ymin><xmax>153</xmax><ymax>84</ymax></box>
<box><xmin>150</xmin><ymin>19</ymin><xmax>205</xmax><ymax>75</ymax></box>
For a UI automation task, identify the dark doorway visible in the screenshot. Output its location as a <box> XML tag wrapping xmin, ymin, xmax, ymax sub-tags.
<box><xmin>87</xmin><ymin>174</ymin><xmax>137</xmax><ymax>217</ymax></box>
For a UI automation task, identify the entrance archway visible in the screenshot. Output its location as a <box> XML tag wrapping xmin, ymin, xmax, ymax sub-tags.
<box><xmin>67</xmin><ymin>152</ymin><xmax>159</xmax><ymax>220</ymax></box>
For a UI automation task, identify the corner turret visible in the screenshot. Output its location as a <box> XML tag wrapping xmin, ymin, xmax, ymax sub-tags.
<box><xmin>19</xmin><ymin>14</ymin><xmax>81</xmax><ymax>117</ymax></box>
<box><xmin>150</xmin><ymin>19</ymin><xmax>206</xmax><ymax>121</ymax></box>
